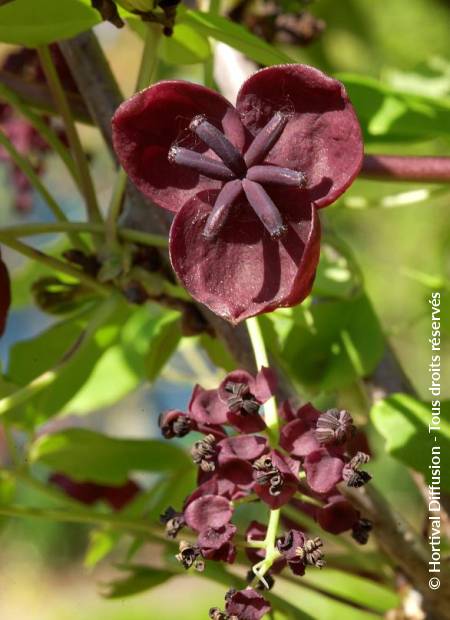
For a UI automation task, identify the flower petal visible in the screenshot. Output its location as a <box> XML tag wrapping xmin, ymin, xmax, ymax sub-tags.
<box><xmin>236</xmin><ymin>64</ymin><xmax>363</xmax><ymax>208</ymax></box>
<box><xmin>188</xmin><ymin>384</ymin><xmax>229</xmax><ymax>425</ymax></box>
<box><xmin>280</xmin><ymin>422</ymin><xmax>321</xmax><ymax>457</ymax></box>
<box><xmin>218</xmin><ymin>435</ymin><xmax>268</xmax><ymax>463</ymax></box>
<box><xmin>316</xmin><ymin>495</ymin><xmax>359</xmax><ymax>534</ymax></box>
<box><xmin>169</xmin><ymin>190</ymin><xmax>320</xmax><ymax>323</ymax></box>
<box><xmin>226</xmin><ymin>588</ymin><xmax>271</xmax><ymax>620</ymax></box>
<box><xmin>184</xmin><ymin>494</ymin><xmax>233</xmax><ymax>532</ymax></box>
<box><xmin>304</xmin><ymin>450</ymin><xmax>344</xmax><ymax>495</ymax></box>
<box><xmin>112</xmin><ymin>81</ymin><xmax>246</xmax><ymax>212</ymax></box>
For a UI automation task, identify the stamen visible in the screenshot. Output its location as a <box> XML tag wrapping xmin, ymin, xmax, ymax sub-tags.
<box><xmin>189</xmin><ymin>115</ymin><xmax>246</xmax><ymax>177</ymax></box>
<box><xmin>242</xmin><ymin>179</ymin><xmax>287</xmax><ymax>239</ymax></box>
<box><xmin>244</xmin><ymin>111</ymin><xmax>289</xmax><ymax>167</ymax></box>
<box><xmin>168</xmin><ymin>146</ymin><xmax>235</xmax><ymax>181</ymax></box>
<box><xmin>247</xmin><ymin>165</ymin><xmax>307</xmax><ymax>187</ymax></box>
<box><xmin>203</xmin><ymin>179</ymin><xmax>243</xmax><ymax>241</ymax></box>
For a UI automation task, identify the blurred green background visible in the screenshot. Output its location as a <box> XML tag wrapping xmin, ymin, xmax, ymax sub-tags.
<box><xmin>0</xmin><ymin>0</ymin><xmax>449</xmax><ymax>617</ymax></box>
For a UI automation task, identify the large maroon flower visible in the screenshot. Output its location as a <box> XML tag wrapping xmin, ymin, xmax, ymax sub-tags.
<box><xmin>112</xmin><ymin>65</ymin><xmax>362</xmax><ymax>323</ymax></box>
<box><xmin>0</xmin><ymin>250</ymin><xmax>10</xmax><ymax>336</ymax></box>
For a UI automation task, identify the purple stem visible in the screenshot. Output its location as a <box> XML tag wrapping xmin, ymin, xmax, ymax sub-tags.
<box><xmin>168</xmin><ymin>147</ymin><xmax>235</xmax><ymax>181</ymax></box>
<box><xmin>242</xmin><ymin>179</ymin><xmax>286</xmax><ymax>239</ymax></box>
<box><xmin>244</xmin><ymin>112</ymin><xmax>288</xmax><ymax>168</ymax></box>
<box><xmin>360</xmin><ymin>155</ymin><xmax>450</xmax><ymax>183</ymax></box>
<box><xmin>190</xmin><ymin>115</ymin><xmax>246</xmax><ymax>177</ymax></box>
<box><xmin>203</xmin><ymin>179</ymin><xmax>243</xmax><ymax>241</ymax></box>
<box><xmin>247</xmin><ymin>165</ymin><xmax>307</xmax><ymax>187</ymax></box>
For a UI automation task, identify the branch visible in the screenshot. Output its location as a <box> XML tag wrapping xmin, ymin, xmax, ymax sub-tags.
<box><xmin>340</xmin><ymin>484</ymin><xmax>450</xmax><ymax>620</ymax></box>
<box><xmin>361</xmin><ymin>154</ymin><xmax>450</xmax><ymax>184</ymax></box>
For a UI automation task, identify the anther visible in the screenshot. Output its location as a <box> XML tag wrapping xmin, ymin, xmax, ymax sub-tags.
<box><xmin>159</xmin><ymin>506</ymin><xmax>185</xmax><ymax>539</ymax></box>
<box><xmin>191</xmin><ymin>433</ymin><xmax>217</xmax><ymax>472</ymax></box>
<box><xmin>203</xmin><ymin>179</ymin><xmax>243</xmax><ymax>241</ymax></box>
<box><xmin>247</xmin><ymin>165</ymin><xmax>307</xmax><ymax>188</ymax></box>
<box><xmin>244</xmin><ymin>111</ymin><xmax>289</xmax><ymax>167</ymax></box>
<box><xmin>189</xmin><ymin>115</ymin><xmax>246</xmax><ymax>177</ymax></box>
<box><xmin>224</xmin><ymin>381</ymin><xmax>260</xmax><ymax>415</ymax></box>
<box><xmin>176</xmin><ymin>540</ymin><xmax>205</xmax><ymax>571</ymax></box>
<box><xmin>253</xmin><ymin>455</ymin><xmax>284</xmax><ymax>496</ymax></box>
<box><xmin>343</xmin><ymin>452</ymin><xmax>372</xmax><ymax>488</ymax></box>
<box><xmin>351</xmin><ymin>518</ymin><xmax>373</xmax><ymax>545</ymax></box>
<box><xmin>296</xmin><ymin>537</ymin><xmax>325</xmax><ymax>568</ymax></box>
<box><xmin>242</xmin><ymin>179</ymin><xmax>287</xmax><ymax>239</ymax></box>
<box><xmin>316</xmin><ymin>408</ymin><xmax>356</xmax><ymax>445</ymax></box>
<box><xmin>168</xmin><ymin>146</ymin><xmax>235</xmax><ymax>180</ymax></box>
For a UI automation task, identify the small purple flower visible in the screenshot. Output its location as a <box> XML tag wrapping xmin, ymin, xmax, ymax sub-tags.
<box><xmin>198</xmin><ymin>523</ymin><xmax>237</xmax><ymax>564</ymax></box>
<box><xmin>112</xmin><ymin>65</ymin><xmax>362</xmax><ymax>323</ymax></box>
<box><xmin>221</xmin><ymin>588</ymin><xmax>271</xmax><ymax>620</ymax></box>
<box><xmin>253</xmin><ymin>450</ymin><xmax>299</xmax><ymax>508</ymax></box>
<box><xmin>316</xmin><ymin>494</ymin><xmax>360</xmax><ymax>534</ymax></box>
<box><xmin>277</xmin><ymin>529</ymin><xmax>325</xmax><ymax>575</ymax></box>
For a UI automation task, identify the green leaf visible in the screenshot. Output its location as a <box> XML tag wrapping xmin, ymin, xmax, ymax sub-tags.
<box><xmin>144</xmin><ymin>310</ymin><xmax>182</xmax><ymax>382</ymax></box>
<box><xmin>130</xmin><ymin>17</ymin><xmax>211</xmax><ymax>65</ymax></box>
<box><xmin>0</xmin><ymin>0</ymin><xmax>100</xmax><ymax>46</ymax></box>
<box><xmin>181</xmin><ymin>9</ymin><xmax>292</xmax><ymax>66</ymax></box>
<box><xmin>312</xmin><ymin>240</ymin><xmax>363</xmax><ymax>300</ymax></box>
<box><xmin>5</xmin><ymin>302</ymin><xmax>128</xmax><ymax>426</ymax></box>
<box><xmin>300</xmin><ymin>568</ymin><xmax>399</xmax><ymax>615</ymax></box>
<box><xmin>266</xmin><ymin>294</ymin><xmax>384</xmax><ymax>393</ymax></box>
<box><xmin>339</xmin><ymin>73</ymin><xmax>450</xmax><ymax>143</ymax></box>
<box><xmin>101</xmin><ymin>565</ymin><xmax>173</xmax><ymax>598</ymax></box>
<box><xmin>275</xmin><ymin>577</ymin><xmax>382</xmax><ymax>620</ymax></box>
<box><xmin>200</xmin><ymin>333</ymin><xmax>236</xmax><ymax>372</ymax></box>
<box><xmin>371</xmin><ymin>394</ymin><xmax>450</xmax><ymax>492</ymax></box>
<box><xmin>30</xmin><ymin>428</ymin><xmax>191</xmax><ymax>484</ymax></box>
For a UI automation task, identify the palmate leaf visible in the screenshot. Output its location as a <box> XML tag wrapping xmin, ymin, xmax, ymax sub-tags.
<box><xmin>30</xmin><ymin>428</ymin><xmax>191</xmax><ymax>484</ymax></box>
<box><xmin>371</xmin><ymin>394</ymin><xmax>450</xmax><ymax>492</ymax></box>
<box><xmin>264</xmin><ymin>293</ymin><xmax>384</xmax><ymax>394</ymax></box>
<box><xmin>0</xmin><ymin>0</ymin><xmax>100</xmax><ymax>45</ymax></box>
<box><xmin>339</xmin><ymin>73</ymin><xmax>450</xmax><ymax>143</ymax></box>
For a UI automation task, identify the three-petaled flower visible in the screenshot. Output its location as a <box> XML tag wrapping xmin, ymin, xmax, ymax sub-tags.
<box><xmin>112</xmin><ymin>64</ymin><xmax>363</xmax><ymax>322</ymax></box>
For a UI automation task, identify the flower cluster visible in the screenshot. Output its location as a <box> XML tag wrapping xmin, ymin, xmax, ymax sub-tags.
<box><xmin>0</xmin><ymin>46</ymin><xmax>75</xmax><ymax>212</ymax></box>
<box><xmin>159</xmin><ymin>368</ymin><xmax>373</xmax><ymax>618</ymax></box>
<box><xmin>112</xmin><ymin>64</ymin><xmax>363</xmax><ymax>323</ymax></box>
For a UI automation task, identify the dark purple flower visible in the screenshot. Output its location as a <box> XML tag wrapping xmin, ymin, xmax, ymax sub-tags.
<box><xmin>218</xmin><ymin>435</ymin><xmax>268</xmax><ymax>464</ymax></box>
<box><xmin>218</xmin><ymin>368</ymin><xmax>276</xmax><ymax>432</ymax></box>
<box><xmin>303</xmin><ymin>448</ymin><xmax>344</xmax><ymax>495</ymax></box>
<box><xmin>277</xmin><ymin>529</ymin><xmax>325</xmax><ymax>575</ymax></box>
<box><xmin>0</xmin><ymin>251</ymin><xmax>11</xmax><ymax>336</ymax></box>
<box><xmin>316</xmin><ymin>494</ymin><xmax>360</xmax><ymax>535</ymax></box>
<box><xmin>198</xmin><ymin>523</ymin><xmax>237</xmax><ymax>563</ymax></box>
<box><xmin>253</xmin><ymin>450</ymin><xmax>299</xmax><ymax>508</ymax></box>
<box><xmin>49</xmin><ymin>473</ymin><xmax>139</xmax><ymax>511</ymax></box>
<box><xmin>113</xmin><ymin>65</ymin><xmax>362</xmax><ymax>323</ymax></box>
<box><xmin>224</xmin><ymin>588</ymin><xmax>271</xmax><ymax>620</ymax></box>
<box><xmin>158</xmin><ymin>409</ymin><xmax>193</xmax><ymax>438</ymax></box>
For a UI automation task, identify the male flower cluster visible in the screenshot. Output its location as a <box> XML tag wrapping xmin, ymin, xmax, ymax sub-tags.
<box><xmin>112</xmin><ymin>64</ymin><xmax>363</xmax><ymax>323</ymax></box>
<box><xmin>158</xmin><ymin>367</ymin><xmax>373</xmax><ymax>618</ymax></box>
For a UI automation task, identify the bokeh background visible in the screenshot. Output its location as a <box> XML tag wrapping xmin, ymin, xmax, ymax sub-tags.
<box><xmin>1</xmin><ymin>0</ymin><xmax>449</xmax><ymax>617</ymax></box>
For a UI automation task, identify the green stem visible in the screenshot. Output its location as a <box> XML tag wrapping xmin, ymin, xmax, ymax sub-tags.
<box><xmin>2</xmin><ymin>423</ymin><xmax>20</xmax><ymax>466</ymax></box>
<box><xmin>252</xmin><ymin>508</ymin><xmax>282</xmax><ymax>585</ymax></box>
<box><xmin>0</xmin><ymin>221</ymin><xmax>168</xmax><ymax>248</ymax></box>
<box><xmin>0</xmin><ymin>82</ymin><xmax>80</xmax><ymax>187</ymax></box>
<box><xmin>37</xmin><ymin>46</ymin><xmax>102</xmax><ymax>224</ymax></box>
<box><xmin>246</xmin><ymin>316</ymin><xmax>279</xmax><ymax>444</ymax></box>
<box><xmin>105</xmin><ymin>25</ymin><xmax>161</xmax><ymax>245</ymax></box>
<box><xmin>0</xmin><ymin>130</ymin><xmax>67</xmax><ymax>223</ymax></box>
<box><xmin>0</xmin><ymin>235</ymin><xmax>110</xmax><ymax>295</ymax></box>
<box><xmin>0</xmin><ymin>296</ymin><xmax>118</xmax><ymax>417</ymax></box>
<box><xmin>0</xmin><ymin>503</ymin><xmax>162</xmax><ymax>539</ymax></box>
